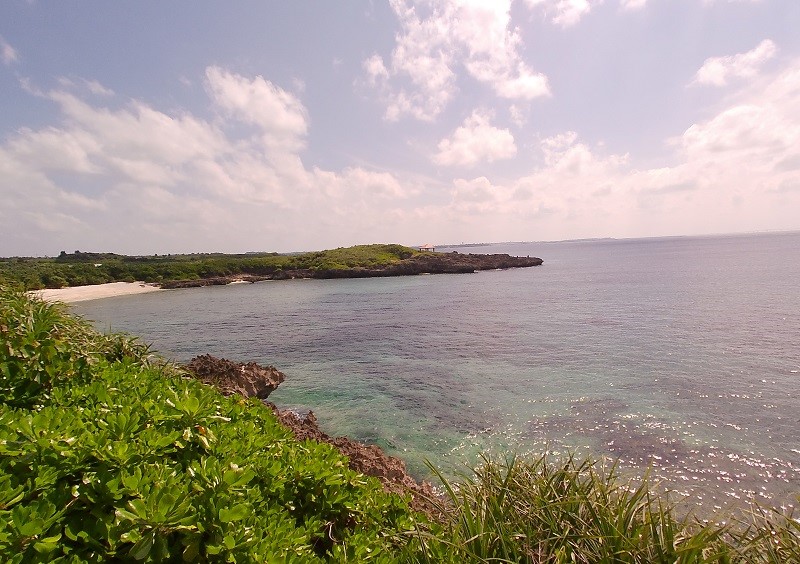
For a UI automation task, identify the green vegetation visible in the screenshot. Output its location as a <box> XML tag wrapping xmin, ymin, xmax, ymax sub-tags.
<box><xmin>0</xmin><ymin>245</ymin><xmax>421</xmax><ymax>290</ymax></box>
<box><xmin>0</xmin><ymin>288</ymin><xmax>418</xmax><ymax>562</ymax></box>
<box><xmin>421</xmin><ymin>456</ymin><xmax>800</xmax><ymax>563</ymax></box>
<box><xmin>2</xmin><ymin>287</ymin><xmax>799</xmax><ymax>562</ymax></box>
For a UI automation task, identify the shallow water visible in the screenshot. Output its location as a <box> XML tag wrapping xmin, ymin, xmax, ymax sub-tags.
<box><xmin>73</xmin><ymin>232</ymin><xmax>800</xmax><ymax>515</ymax></box>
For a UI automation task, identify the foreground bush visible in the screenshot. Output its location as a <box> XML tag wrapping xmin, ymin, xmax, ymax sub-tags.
<box><xmin>412</xmin><ymin>453</ymin><xmax>800</xmax><ymax>563</ymax></box>
<box><xmin>0</xmin><ymin>288</ymin><xmax>417</xmax><ymax>562</ymax></box>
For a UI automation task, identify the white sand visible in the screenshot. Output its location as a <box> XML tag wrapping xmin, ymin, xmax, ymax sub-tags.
<box><xmin>31</xmin><ymin>282</ymin><xmax>163</xmax><ymax>303</ymax></box>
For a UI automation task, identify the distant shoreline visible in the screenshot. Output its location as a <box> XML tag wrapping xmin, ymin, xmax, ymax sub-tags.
<box><xmin>25</xmin><ymin>249</ymin><xmax>543</xmax><ymax>303</ymax></box>
<box><xmin>159</xmin><ymin>252</ymin><xmax>543</xmax><ymax>289</ymax></box>
<box><xmin>4</xmin><ymin>244</ymin><xmax>542</xmax><ymax>294</ymax></box>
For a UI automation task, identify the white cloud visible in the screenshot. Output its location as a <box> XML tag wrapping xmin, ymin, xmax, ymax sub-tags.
<box><xmin>84</xmin><ymin>79</ymin><xmax>114</xmax><ymax>96</ymax></box>
<box><xmin>540</xmin><ymin>131</ymin><xmax>624</xmax><ymax>173</ymax></box>
<box><xmin>677</xmin><ymin>64</ymin><xmax>800</xmax><ymax>178</ymax></box>
<box><xmin>525</xmin><ymin>0</ymin><xmax>598</xmax><ymax>28</ymax></box>
<box><xmin>313</xmin><ymin>166</ymin><xmax>412</xmax><ymax>204</ymax></box>
<box><xmin>692</xmin><ymin>39</ymin><xmax>777</xmax><ymax>86</ymax></box>
<box><xmin>449</xmin><ymin>1</ymin><xmax>549</xmax><ymax>99</ymax></box>
<box><xmin>6</xmin><ymin>126</ymin><xmax>100</xmax><ymax>175</ymax></box>
<box><xmin>439</xmin><ymin>132</ymin><xmax>630</xmax><ymax>223</ymax></box>
<box><xmin>681</xmin><ymin>104</ymin><xmax>789</xmax><ymax>155</ymax></box>
<box><xmin>509</xmin><ymin>104</ymin><xmax>528</xmax><ymax>126</ymax></box>
<box><xmin>362</xmin><ymin>0</ymin><xmax>549</xmax><ymax>121</ymax></box>
<box><xmin>362</xmin><ymin>0</ymin><xmax>456</xmax><ymax>121</ymax></box>
<box><xmin>291</xmin><ymin>77</ymin><xmax>306</xmax><ymax>94</ymax></box>
<box><xmin>524</xmin><ymin>0</ymin><xmax>654</xmax><ymax>25</ymax></box>
<box><xmin>46</xmin><ymin>90</ymin><xmax>230</xmax><ymax>180</ymax></box>
<box><xmin>1</xmin><ymin>35</ymin><xmax>18</xmax><ymax>66</ymax></box>
<box><xmin>0</xmin><ymin>67</ymin><xmax>431</xmax><ymax>254</ymax></box>
<box><xmin>620</xmin><ymin>0</ymin><xmax>646</xmax><ymax>10</ymax></box>
<box><xmin>56</xmin><ymin>77</ymin><xmax>114</xmax><ymax>96</ymax></box>
<box><xmin>637</xmin><ymin>58</ymin><xmax>800</xmax><ymax>230</ymax></box>
<box><xmin>453</xmin><ymin>176</ymin><xmax>496</xmax><ymax>202</ymax></box>
<box><xmin>363</xmin><ymin>54</ymin><xmax>389</xmax><ymax>85</ymax></box>
<box><xmin>434</xmin><ymin>110</ymin><xmax>517</xmax><ymax>166</ymax></box>
<box><xmin>435</xmin><ymin>59</ymin><xmax>800</xmax><ymax>240</ymax></box>
<box><xmin>2</xmin><ymin>54</ymin><xmax>799</xmax><ymax>255</ymax></box>
<box><xmin>204</xmin><ymin>66</ymin><xmax>308</xmax><ymax>151</ymax></box>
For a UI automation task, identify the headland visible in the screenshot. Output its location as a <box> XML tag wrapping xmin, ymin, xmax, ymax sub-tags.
<box><xmin>4</xmin><ymin>244</ymin><xmax>543</xmax><ymax>300</ymax></box>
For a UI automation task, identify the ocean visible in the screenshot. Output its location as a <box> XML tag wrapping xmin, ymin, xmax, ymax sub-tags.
<box><xmin>72</xmin><ymin>231</ymin><xmax>800</xmax><ymax>515</ymax></box>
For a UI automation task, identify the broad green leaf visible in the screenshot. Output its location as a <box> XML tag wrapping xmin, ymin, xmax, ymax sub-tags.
<box><xmin>182</xmin><ymin>539</ymin><xmax>200</xmax><ymax>562</ymax></box>
<box><xmin>157</xmin><ymin>493</ymin><xmax>177</xmax><ymax>519</ymax></box>
<box><xmin>129</xmin><ymin>531</ymin><xmax>154</xmax><ymax>560</ymax></box>
<box><xmin>127</xmin><ymin>498</ymin><xmax>147</xmax><ymax>519</ymax></box>
<box><xmin>116</xmin><ymin>507</ymin><xmax>140</xmax><ymax>522</ymax></box>
<box><xmin>18</xmin><ymin>518</ymin><xmax>44</xmax><ymax>537</ymax></box>
<box><xmin>218</xmin><ymin>504</ymin><xmax>249</xmax><ymax>523</ymax></box>
<box><xmin>33</xmin><ymin>532</ymin><xmax>62</xmax><ymax>554</ymax></box>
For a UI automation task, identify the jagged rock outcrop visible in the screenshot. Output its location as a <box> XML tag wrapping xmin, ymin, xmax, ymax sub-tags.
<box><xmin>161</xmin><ymin>275</ymin><xmax>264</xmax><ymax>289</ymax></box>
<box><xmin>185</xmin><ymin>354</ymin><xmax>284</xmax><ymax>399</ymax></box>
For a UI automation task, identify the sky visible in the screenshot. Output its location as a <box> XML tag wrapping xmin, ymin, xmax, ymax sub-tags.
<box><xmin>1</xmin><ymin>1</ymin><xmax>799</xmax><ymax>256</ymax></box>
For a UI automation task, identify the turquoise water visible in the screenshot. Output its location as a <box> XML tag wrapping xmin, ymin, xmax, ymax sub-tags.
<box><xmin>73</xmin><ymin>232</ymin><xmax>800</xmax><ymax>514</ymax></box>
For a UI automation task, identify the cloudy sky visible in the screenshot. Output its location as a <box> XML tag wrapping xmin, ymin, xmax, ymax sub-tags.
<box><xmin>1</xmin><ymin>1</ymin><xmax>799</xmax><ymax>255</ymax></box>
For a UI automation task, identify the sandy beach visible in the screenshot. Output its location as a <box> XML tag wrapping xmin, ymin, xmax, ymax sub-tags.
<box><xmin>31</xmin><ymin>282</ymin><xmax>163</xmax><ymax>303</ymax></box>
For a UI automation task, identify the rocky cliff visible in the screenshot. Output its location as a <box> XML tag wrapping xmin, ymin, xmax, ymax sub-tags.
<box><xmin>185</xmin><ymin>354</ymin><xmax>284</xmax><ymax>399</ymax></box>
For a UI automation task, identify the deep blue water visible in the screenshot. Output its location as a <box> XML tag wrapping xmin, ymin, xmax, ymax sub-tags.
<box><xmin>73</xmin><ymin>232</ymin><xmax>800</xmax><ymax>514</ymax></box>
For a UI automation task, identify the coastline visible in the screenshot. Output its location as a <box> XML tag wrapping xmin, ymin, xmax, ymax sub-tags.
<box><xmin>5</xmin><ymin>246</ymin><xmax>543</xmax><ymax>296</ymax></box>
<box><xmin>31</xmin><ymin>281</ymin><xmax>163</xmax><ymax>303</ymax></box>
<box><xmin>160</xmin><ymin>252</ymin><xmax>544</xmax><ymax>288</ymax></box>
<box><xmin>22</xmin><ymin>251</ymin><xmax>544</xmax><ymax>302</ymax></box>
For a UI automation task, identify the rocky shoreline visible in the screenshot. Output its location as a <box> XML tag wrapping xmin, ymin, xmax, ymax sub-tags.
<box><xmin>183</xmin><ymin>354</ymin><xmax>440</xmax><ymax>517</ymax></box>
<box><xmin>161</xmin><ymin>251</ymin><xmax>543</xmax><ymax>289</ymax></box>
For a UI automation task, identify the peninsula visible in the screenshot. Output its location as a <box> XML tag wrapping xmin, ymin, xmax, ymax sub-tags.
<box><xmin>1</xmin><ymin>244</ymin><xmax>543</xmax><ymax>292</ymax></box>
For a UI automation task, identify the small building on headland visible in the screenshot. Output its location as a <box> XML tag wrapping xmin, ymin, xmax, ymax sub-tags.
<box><xmin>417</xmin><ymin>243</ymin><xmax>436</xmax><ymax>252</ymax></box>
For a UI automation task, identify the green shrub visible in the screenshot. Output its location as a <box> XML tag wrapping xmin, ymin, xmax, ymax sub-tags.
<box><xmin>411</xmin><ymin>455</ymin><xmax>800</xmax><ymax>563</ymax></box>
<box><xmin>0</xmin><ymin>288</ymin><xmax>419</xmax><ymax>562</ymax></box>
